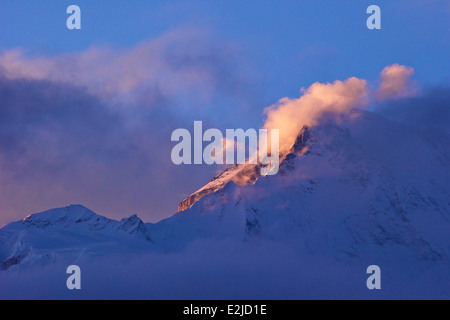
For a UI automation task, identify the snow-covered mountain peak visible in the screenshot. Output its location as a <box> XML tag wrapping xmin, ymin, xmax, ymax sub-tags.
<box><xmin>291</xmin><ymin>125</ymin><xmax>312</xmax><ymax>153</ymax></box>
<box><xmin>177</xmin><ymin>125</ymin><xmax>316</xmax><ymax>213</ymax></box>
<box><xmin>0</xmin><ymin>206</ymin><xmax>154</xmax><ymax>270</ymax></box>
<box><xmin>151</xmin><ymin>109</ymin><xmax>450</xmax><ymax>264</ymax></box>
<box><xmin>20</xmin><ymin>204</ymin><xmax>113</xmax><ymax>231</ymax></box>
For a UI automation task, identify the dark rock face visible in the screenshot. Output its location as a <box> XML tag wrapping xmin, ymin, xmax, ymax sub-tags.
<box><xmin>1</xmin><ymin>255</ymin><xmax>22</xmax><ymax>270</ymax></box>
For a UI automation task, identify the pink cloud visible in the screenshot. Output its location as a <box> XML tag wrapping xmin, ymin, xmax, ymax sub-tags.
<box><xmin>375</xmin><ymin>64</ymin><xmax>417</xmax><ymax>101</ymax></box>
<box><xmin>0</xmin><ymin>28</ymin><xmax>234</xmax><ymax>106</ymax></box>
<box><xmin>263</xmin><ymin>77</ymin><xmax>369</xmax><ymax>154</ymax></box>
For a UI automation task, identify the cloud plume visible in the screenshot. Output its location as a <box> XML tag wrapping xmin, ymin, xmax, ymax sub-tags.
<box><xmin>261</xmin><ymin>64</ymin><xmax>423</xmax><ymax>155</ymax></box>
<box><xmin>263</xmin><ymin>77</ymin><xmax>369</xmax><ymax>154</ymax></box>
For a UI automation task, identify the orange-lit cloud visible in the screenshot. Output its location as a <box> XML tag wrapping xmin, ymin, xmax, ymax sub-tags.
<box><xmin>263</xmin><ymin>77</ymin><xmax>368</xmax><ymax>154</ymax></box>
<box><xmin>375</xmin><ymin>64</ymin><xmax>417</xmax><ymax>101</ymax></box>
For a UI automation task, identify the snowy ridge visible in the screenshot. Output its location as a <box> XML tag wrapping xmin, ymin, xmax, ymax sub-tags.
<box><xmin>177</xmin><ymin>163</ymin><xmax>259</xmax><ymax>212</ymax></box>
<box><xmin>0</xmin><ymin>109</ymin><xmax>449</xmax><ymax>294</ymax></box>
<box><xmin>0</xmin><ymin>205</ymin><xmax>153</xmax><ymax>270</ymax></box>
<box><xmin>177</xmin><ymin>125</ymin><xmax>311</xmax><ymax>213</ymax></box>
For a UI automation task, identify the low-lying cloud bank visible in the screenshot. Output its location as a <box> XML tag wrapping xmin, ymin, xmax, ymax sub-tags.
<box><xmin>0</xmin><ymin>239</ymin><xmax>448</xmax><ymax>299</ymax></box>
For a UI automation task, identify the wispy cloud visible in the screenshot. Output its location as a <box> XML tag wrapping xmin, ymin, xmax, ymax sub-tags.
<box><xmin>0</xmin><ymin>28</ymin><xmax>239</xmax><ymax>107</ymax></box>
<box><xmin>0</xmin><ymin>28</ymin><xmax>249</xmax><ymax>225</ymax></box>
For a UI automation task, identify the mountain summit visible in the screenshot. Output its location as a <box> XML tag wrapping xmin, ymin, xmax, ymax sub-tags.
<box><xmin>152</xmin><ymin>109</ymin><xmax>450</xmax><ymax>260</ymax></box>
<box><xmin>177</xmin><ymin>125</ymin><xmax>312</xmax><ymax>213</ymax></box>
<box><xmin>0</xmin><ymin>204</ymin><xmax>153</xmax><ymax>270</ymax></box>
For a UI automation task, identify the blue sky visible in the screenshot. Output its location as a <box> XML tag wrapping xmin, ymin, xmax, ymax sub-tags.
<box><xmin>1</xmin><ymin>0</ymin><xmax>448</xmax><ymax>87</ymax></box>
<box><xmin>0</xmin><ymin>0</ymin><xmax>448</xmax><ymax>224</ymax></box>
